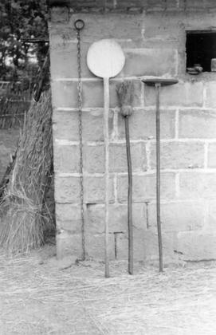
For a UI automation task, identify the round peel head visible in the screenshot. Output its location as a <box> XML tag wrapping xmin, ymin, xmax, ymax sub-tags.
<box><xmin>87</xmin><ymin>39</ymin><xmax>125</xmax><ymax>78</ymax></box>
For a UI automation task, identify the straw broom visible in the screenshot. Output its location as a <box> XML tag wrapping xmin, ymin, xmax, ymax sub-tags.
<box><xmin>0</xmin><ymin>90</ymin><xmax>54</xmax><ymax>254</ymax></box>
<box><xmin>116</xmin><ymin>81</ymin><xmax>134</xmax><ymax>274</ymax></box>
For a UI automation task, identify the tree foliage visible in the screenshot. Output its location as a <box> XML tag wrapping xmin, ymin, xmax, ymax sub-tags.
<box><xmin>0</xmin><ymin>0</ymin><xmax>49</xmax><ymax>82</ymax></box>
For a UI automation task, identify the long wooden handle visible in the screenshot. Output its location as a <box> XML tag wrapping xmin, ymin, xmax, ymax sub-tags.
<box><xmin>104</xmin><ymin>77</ymin><xmax>110</xmax><ymax>278</ymax></box>
<box><xmin>156</xmin><ymin>83</ymin><xmax>163</xmax><ymax>272</ymax></box>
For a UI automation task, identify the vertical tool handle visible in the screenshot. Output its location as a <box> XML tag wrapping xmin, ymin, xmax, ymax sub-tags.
<box><xmin>125</xmin><ymin>116</ymin><xmax>133</xmax><ymax>275</ymax></box>
<box><xmin>104</xmin><ymin>77</ymin><xmax>110</xmax><ymax>278</ymax></box>
<box><xmin>156</xmin><ymin>83</ymin><xmax>163</xmax><ymax>272</ymax></box>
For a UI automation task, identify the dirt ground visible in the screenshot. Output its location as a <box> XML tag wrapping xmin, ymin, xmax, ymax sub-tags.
<box><xmin>0</xmin><ymin>244</ymin><xmax>216</xmax><ymax>335</ymax></box>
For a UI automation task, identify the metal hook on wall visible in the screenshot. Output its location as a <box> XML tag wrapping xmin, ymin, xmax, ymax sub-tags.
<box><xmin>74</xmin><ymin>19</ymin><xmax>85</xmax><ymax>31</ymax></box>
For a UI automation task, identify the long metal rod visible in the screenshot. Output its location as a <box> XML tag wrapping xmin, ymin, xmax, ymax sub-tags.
<box><xmin>104</xmin><ymin>77</ymin><xmax>110</xmax><ymax>278</ymax></box>
<box><xmin>125</xmin><ymin>116</ymin><xmax>133</xmax><ymax>275</ymax></box>
<box><xmin>76</xmin><ymin>24</ymin><xmax>86</xmax><ymax>261</ymax></box>
<box><xmin>155</xmin><ymin>83</ymin><xmax>163</xmax><ymax>272</ymax></box>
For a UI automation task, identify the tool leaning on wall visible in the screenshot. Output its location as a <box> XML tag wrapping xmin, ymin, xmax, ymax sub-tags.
<box><xmin>87</xmin><ymin>39</ymin><xmax>125</xmax><ymax>278</ymax></box>
<box><xmin>142</xmin><ymin>78</ymin><xmax>178</xmax><ymax>272</ymax></box>
<box><xmin>116</xmin><ymin>82</ymin><xmax>134</xmax><ymax>275</ymax></box>
<box><xmin>74</xmin><ymin>19</ymin><xmax>86</xmax><ymax>261</ymax></box>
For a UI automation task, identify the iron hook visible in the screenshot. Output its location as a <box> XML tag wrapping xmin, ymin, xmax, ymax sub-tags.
<box><xmin>74</xmin><ymin>19</ymin><xmax>85</xmax><ymax>31</ymax></box>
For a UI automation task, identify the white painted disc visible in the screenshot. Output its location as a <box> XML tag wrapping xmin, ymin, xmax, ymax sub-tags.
<box><xmin>87</xmin><ymin>39</ymin><xmax>125</xmax><ymax>78</ymax></box>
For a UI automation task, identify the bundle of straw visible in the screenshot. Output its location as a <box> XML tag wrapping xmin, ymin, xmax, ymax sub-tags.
<box><xmin>116</xmin><ymin>81</ymin><xmax>134</xmax><ymax>117</ymax></box>
<box><xmin>0</xmin><ymin>90</ymin><xmax>54</xmax><ymax>254</ymax></box>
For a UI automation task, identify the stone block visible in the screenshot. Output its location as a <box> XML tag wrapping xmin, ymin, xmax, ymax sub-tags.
<box><xmin>54</xmin><ymin>144</ymin><xmax>80</xmax><ymax>173</ymax></box>
<box><xmin>150</xmin><ymin>141</ymin><xmax>205</xmax><ymax>170</ymax></box>
<box><xmin>51</xmin><ymin>6</ymin><xmax>69</xmax><ymax>23</ymax></box>
<box><xmin>165</xmin><ymin>0</ymin><xmax>181</xmax><ymax>10</ymax></box>
<box><xmin>175</xmin><ymin>231</ymin><xmax>216</xmax><ymax>261</ymax></box>
<box><xmin>84</xmin><ymin>145</ymin><xmax>104</xmax><ymax>173</ymax></box>
<box><xmin>55</xmin><ymin>203</ymin><xmax>82</xmax><ymax>233</ymax></box>
<box><xmin>50</xmin><ymin>41</ymin><xmax>93</xmax><ymax>79</ymax></box>
<box><xmin>116</xmin><ymin>230</ymin><xmax>175</xmax><ymax>262</ymax></box>
<box><xmin>68</xmin><ymin>0</ymin><xmax>99</xmax><ymax>10</ymax></box>
<box><xmin>52</xmin><ymin>80</ymin><xmax>105</xmax><ymax>109</ymax></box>
<box><xmin>148</xmin><ymin>201</ymin><xmax>204</xmax><ymax>232</ymax></box>
<box><xmin>144</xmin><ymin>82</ymin><xmax>203</xmax><ymax>107</ymax></box>
<box><xmin>182</xmin><ymin>0</ymin><xmax>205</xmax><ymax>10</ymax></box>
<box><xmin>183</xmin><ymin>0</ymin><xmax>216</xmax><ymax>10</ymax></box>
<box><xmin>146</xmin><ymin>0</ymin><xmax>165</xmax><ymax>11</ymax></box>
<box><xmin>49</xmin><ymin>24</ymin><xmax>76</xmax><ymax>48</ymax></box>
<box><xmin>123</xmin><ymin>49</ymin><xmax>177</xmax><ymax>77</ymax></box>
<box><xmin>179</xmin><ymin>172</ymin><xmax>216</xmax><ymax>199</ymax></box>
<box><xmin>84</xmin><ymin>176</ymin><xmax>115</xmax><ymax>203</ymax></box>
<box><xmin>117</xmin><ymin>172</ymin><xmax>176</xmax><ymax>202</ymax></box>
<box><xmin>85</xmin><ymin>203</ymin><xmax>147</xmax><ymax>234</ymax></box>
<box><xmin>83</xmin><ymin>110</ymin><xmax>105</xmax><ymax>141</ymax></box>
<box><xmin>116</xmin><ymin>0</ymin><xmax>146</xmax><ymax>8</ymax></box>
<box><xmin>144</xmin><ymin>14</ymin><xmax>183</xmax><ymax>43</ymax></box>
<box><xmin>53</xmin><ymin>109</ymin><xmax>105</xmax><ymax>142</ymax></box>
<box><xmin>105</xmin><ymin>0</ymin><xmax>115</xmax><ymax>9</ymax></box>
<box><xmin>110</xmin><ymin>143</ymin><xmax>147</xmax><ymax>172</ymax></box>
<box><xmin>207</xmin><ymin>201</ymin><xmax>216</xmax><ymax>231</ymax></box>
<box><xmin>116</xmin><ymin>231</ymin><xmax>145</xmax><ymax>261</ymax></box>
<box><xmin>70</xmin><ymin>13</ymin><xmax>144</xmax><ymax>43</ymax></box>
<box><xmin>56</xmin><ymin>231</ymin><xmax>82</xmax><ymax>259</ymax></box>
<box><xmin>207</xmin><ymin>143</ymin><xmax>216</xmax><ymax>168</ymax></box>
<box><xmin>179</xmin><ymin>109</ymin><xmax>216</xmax><ymax>139</ymax></box>
<box><xmin>82</xmin><ymin>80</ymin><xmax>104</xmax><ymax>108</ymax></box>
<box><xmin>51</xmin><ymin>81</ymin><xmax>78</xmax><ymax>109</ymax></box>
<box><xmin>85</xmin><ymin>204</ymin><xmax>105</xmax><ymax>234</ymax></box>
<box><xmin>53</xmin><ymin>110</ymin><xmax>79</xmax><ymax>141</ymax></box>
<box><xmin>85</xmin><ymin>233</ymin><xmax>115</xmax><ymax>260</ymax></box>
<box><xmin>204</xmin><ymin>0</ymin><xmax>216</xmax><ymax>9</ymax></box>
<box><xmin>118</xmin><ymin>109</ymin><xmax>175</xmax><ymax>140</ymax></box>
<box><xmin>205</xmin><ymin>82</ymin><xmax>216</xmax><ymax>108</ymax></box>
<box><xmin>55</xmin><ymin>176</ymin><xmax>80</xmax><ymax>203</ymax></box>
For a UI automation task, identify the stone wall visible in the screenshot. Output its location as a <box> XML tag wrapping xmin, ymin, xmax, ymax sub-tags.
<box><xmin>49</xmin><ymin>1</ymin><xmax>216</xmax><ymax>262</ymax></box>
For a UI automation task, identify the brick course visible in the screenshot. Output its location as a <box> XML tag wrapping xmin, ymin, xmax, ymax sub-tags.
<box><xmin>117</xmin><ymin>173</ymin><xmax>176</xmax><ymax>202</ymax></box>
<box><xmin>148</xmin><ymin>201</ymin><xmax>205</xmax><ymax>232</ymax></box>
<box><xmin>150</xmin><ymin>141</ymin><xmax>205</xmax><ymax>170</ymax></box>
<box><xmin>118</xmin><ymin>110</ymin><xmax>176</xmax><ymax>140</ymax></box>
<box><xmin>179</xmin><ymin>173</ymin><xmax>216</xmax><ymax>199</ymax></box>
<box><xmin>86</xmin><ymin>203</ymin><xmax>147</xmax><ymax>234</ymax></box>
<box><xmin>144</xmin><ymin>83</ymin><xmax>204</xmax><ymax>107</ymax></box>
<box><xmin>53</xmin><ymin>109</ymin><xmax>107</xmax><ymax>142</ymax></box>
<box><xmin>179</xmin><ymin>110</ymin><xmax>216</xmax><ymax>138</ymax></box>
<box><xmin>123</xmin><ymin>49</ymin><xmax>177</xmax><ymax>77</ymax></box>
<box><xmin>54</xmin><ymin>144</ymin><xmax>80</xmax><ymax>173</ymax></box>
<box><xmin>207</xmin><ymin>143</ymin><xmax>216</xmax><ymax>168</ymax></box>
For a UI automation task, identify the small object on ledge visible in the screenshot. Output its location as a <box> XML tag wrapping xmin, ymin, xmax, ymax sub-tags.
<box><xmin>187</xmin><ymin>64</ymin><xmax>203</xmax><ymax>75</ymax></box>
<box><xmin>211</xmin><ymin>58</ymin><xmax>216</xmax><ymax>72</ymax></box>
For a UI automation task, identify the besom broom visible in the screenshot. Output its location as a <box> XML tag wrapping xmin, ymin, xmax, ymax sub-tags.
<box><xmin>116</xmin><ymin>81</ymin><xmax>134</xmax><ymax>275</ymax></box>
<box><xmin>0</xmin><ymin>89</ymin><xmax>54</xmax><ymax>254</ymax></box>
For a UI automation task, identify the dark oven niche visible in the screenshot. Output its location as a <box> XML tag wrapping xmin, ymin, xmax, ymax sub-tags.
<box><xmin>186</xmin><ymin>31</ymin><xmax>216</xmax><ymax>74</ymax></box>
